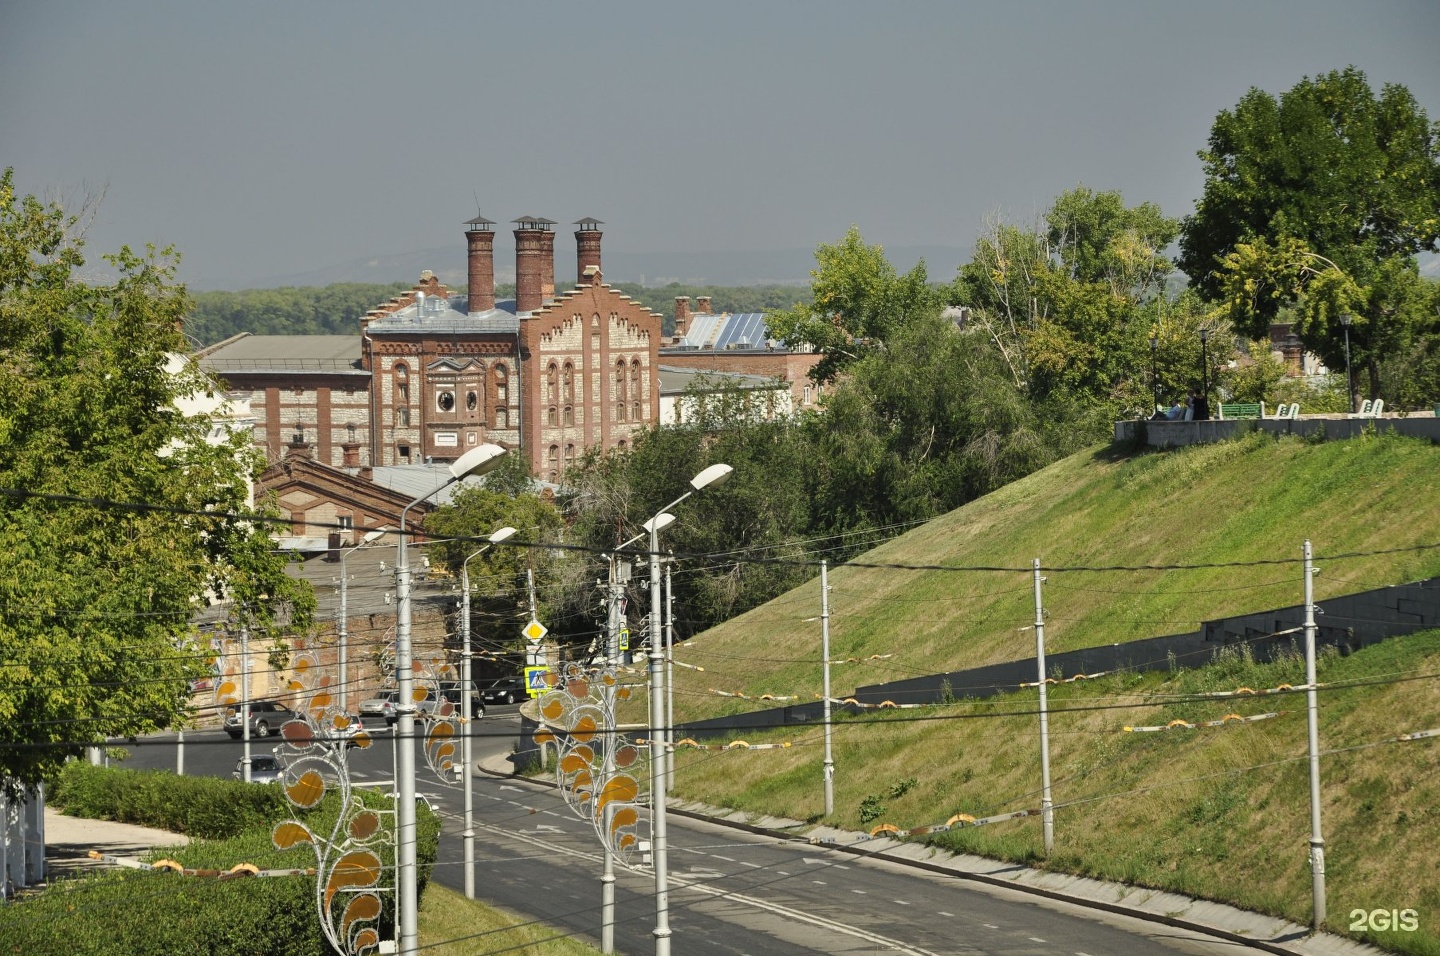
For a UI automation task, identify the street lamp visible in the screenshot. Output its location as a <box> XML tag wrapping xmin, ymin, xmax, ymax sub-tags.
<box><xmin>337</xmin><ymin>528</ymin><xmax>388</xmax><ymax>715</ymax></box>
<box><xmin>1149</xmin><ymin>335</ymin><xmax>1159</xmax><ymax>414</ymax></box>
<box><xmin>647</xmin><ymin>462</ymin><xmax>732</xmax><ymax>956</ymax></box>
<box><xmin>1198</xmin><ymin>328</ymin><xmax>1211</xmax><ymax>421</ymax></box>
<box><xmin>1339</xmin><ymin>313</ymin><xmax>1355</xmax><ymax>414</ymax></box>
<box><xmin>395</xmin><ymin>443</ymin><xmax>507</xmax><ymax>956</ymax></box>
<box><xmin>459</xmin><ymin>525</ymin><xmax>516</xmax><ymax>901</ymax></box>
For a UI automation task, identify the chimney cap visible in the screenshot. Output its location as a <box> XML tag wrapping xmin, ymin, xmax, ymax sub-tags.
<box><xmin>513</xmin><ymin>216</ymin><xmax>555</xmax><ymax>230</ymax></box>
<box><xmin>465</xmin><ymin>212</ymin><xmax>495</xmax><ymax>230</ymax></box>
<box><xmin>575</xmin><ymin>217</ymin><xmax>604</xmax><ymax>229</ymax></box>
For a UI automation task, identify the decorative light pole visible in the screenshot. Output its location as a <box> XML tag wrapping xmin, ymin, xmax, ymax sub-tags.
<box><xmin>395</xmin><ymin>443</ymin><xmax>507</xmax><ymax>956</ymax></box>
<box><xmin>1339</xmin><ymin>313</ymin><xmax>1355</xmax><ymax>414</ymax></box>
<box><xmin>1198</xmin><ymin>327</ymin><xmax>1211</xmax><ymax>420</ymax></box>
<box><xmin>337</xmin><ymin>528</ymin><xmax>388</xmax><ymax>715</ymax></box>
<box><xmin>1149</xmin><ymin>334</ymin><xmax>1160</xmax><ymax>413</ymax></box>
<box><xmin>647</xmin><ymin>463</ymin><xmax>732</xmax><ymax>956</ymax></box>
<box><xmin>459</xmin><ymin>525</ymin><xmax>516</xmax><ymax>900</ymax></box>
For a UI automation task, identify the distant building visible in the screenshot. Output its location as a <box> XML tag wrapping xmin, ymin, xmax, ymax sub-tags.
<box><xmin>659</xmin><ymin>297</ymin><xmax>822</xmax><ymax>411</ymax></box>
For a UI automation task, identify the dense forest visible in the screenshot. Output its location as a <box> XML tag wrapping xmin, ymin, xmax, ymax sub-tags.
<box><xmin>185</xmin><ymin>281</ymin><xmax>809</xmax><ymax>345</ymax></box>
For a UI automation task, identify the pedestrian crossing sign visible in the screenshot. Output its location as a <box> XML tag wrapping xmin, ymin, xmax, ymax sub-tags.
<box><xmin>524</xmin><ymin>666</ymin><xmax>549</xmax><ymax>697</ymax></box>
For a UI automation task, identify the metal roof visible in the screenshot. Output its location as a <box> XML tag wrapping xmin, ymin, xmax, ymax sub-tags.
<box><xmin>199</xmin><ymin>335</ymin><xmax>367</xmax><ymax>374</ymax></box>
<box><xmin>674</xmin><ymin>312</ymin><xmax>780</xmax><ymax>351</ymax></box>
<box><xmin>364</xmin><ymin>295</ymin><xmax>520</xmax><ymax>335</ymax></box>
<box><xmin>657</xmin><ymin>365</ymin><xmax>782</xmax><ymax>395</ymax></box>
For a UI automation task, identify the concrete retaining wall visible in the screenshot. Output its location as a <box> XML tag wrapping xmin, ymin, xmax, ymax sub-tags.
<box><xmin>1115</xmin><ymin>413</ymin><xmax>1440</xmax><ymax>449</ymax></box>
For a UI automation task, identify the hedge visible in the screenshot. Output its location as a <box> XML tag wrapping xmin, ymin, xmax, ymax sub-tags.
<box><xmin>2</xmin><ymin>763</ymin><xmax>440</xmax><ymax>955</ymax></box>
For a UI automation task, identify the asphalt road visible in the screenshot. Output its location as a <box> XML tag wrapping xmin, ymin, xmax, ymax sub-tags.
<box><xmin>119</xmin><ymin>713</ymin><xmax>1270</xmax><ymax>956</ymax></box>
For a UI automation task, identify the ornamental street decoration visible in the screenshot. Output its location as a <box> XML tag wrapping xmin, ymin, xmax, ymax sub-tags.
<box><xmin>376</xmin><ymin>634</ymin><xmax>467</xmax><ymax>782</ymax></box>
<box><xmin>533</xmin><ymin>661</ymin><xmax>644</xmax><ymax>863</ymax></box>
<box><xmin>269</xmin><ymin>649</ymin><xmax>388</xmax><ymax>956</ymax></box>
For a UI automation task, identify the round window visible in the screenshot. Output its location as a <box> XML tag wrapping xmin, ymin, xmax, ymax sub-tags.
<box><xmin>437</xmin><ymin>391</ymin><xmax>455</xmax><ymax>412</ymax></box>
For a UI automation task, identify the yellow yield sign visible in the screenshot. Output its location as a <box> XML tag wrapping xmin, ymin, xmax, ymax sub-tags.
<box><xmin>522</xmin><ymin>618</ymin><xmax>548</xmax><ymax>644</ymax></box>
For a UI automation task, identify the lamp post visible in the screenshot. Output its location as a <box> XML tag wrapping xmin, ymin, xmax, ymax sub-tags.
<box><xmin>460</xmin><ymin>525</ymin><xmax>516</xmax><ymax>901</ymax></box>
<box><xmin>1149</xmin><ymin>335</ymin><xmax>1159</xmax><ymax>413</ymax></box>
<box><xmin>395</xmin><ymin>443</ymin><xmax>507</xmax><ymax>956</ymax></box>
<box><xmin>647</xmin><ymin>463</ymin><xmax>732</xmax><ymax>956</ymax></box>
<box><xmin>1339</xmin><ymin>313</ymin><xmax>1354</xmax><ymax>414</ymax></box>
<box><xmin>338</xmin><ymin>528</ymin><xmax>388</xmax><ymax>715</ymax></box>
<box><xmin>1198</xmin><ymin>327</ymin><xmax>1211</xmax><ymax>421</ymax></box>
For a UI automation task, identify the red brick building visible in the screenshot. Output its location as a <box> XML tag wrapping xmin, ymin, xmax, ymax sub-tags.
<box><xmin>201</xmin><ymin>216</ymin><xmax>665</xmax><ymax>484</ymax></box>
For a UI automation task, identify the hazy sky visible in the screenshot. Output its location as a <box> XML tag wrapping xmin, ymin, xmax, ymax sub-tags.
<box><xmin>3</xmin><ymin>1</ymin><xmax>1438</xmax><ymax>290</ymax></box>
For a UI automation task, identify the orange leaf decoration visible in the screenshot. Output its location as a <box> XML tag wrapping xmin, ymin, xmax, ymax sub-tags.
<box><xmin>286</xmin><ymin>770</ymin><xmax>327</xmax><ymax>808</ymax></box>
<box><xmin>349</xmin><ymin>810</ymin><xmax>382</xmax><ymax>841</ymax></box>
<box><xmin>340</xmin><ymin>892</ymin><xmax>382</xmax><ymax>940</ymax></box>
<box><xmin>272</xmin><ymin>821</ymin><xmax>314</xmax><ymax>850</ymax></box>
<box><xmin>325</xmin><ymin>850</ymin><xmax>382</xmax><ymax>910</ymax></box>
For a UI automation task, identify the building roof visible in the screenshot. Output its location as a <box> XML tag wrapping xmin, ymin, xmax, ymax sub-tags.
<box><xmin>364</xmin><ymin>295</ymin><xmax>521</xmax><ymax>334</ymax></box>
<box><xmin>666</xmin><ymin>312</ymin><xmax>789</xmax><ymax>352</ymax></box>
<box><xmin>198</xmin><ymin>334</ymin><xmax>367</xmax><ymax>374</ymax></box>
<box><xmin>657</xmin><ymin>365</ymin><xmax>783</xmax><ymax>395</ymax></box>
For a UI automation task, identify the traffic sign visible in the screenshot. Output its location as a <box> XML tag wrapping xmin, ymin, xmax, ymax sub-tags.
<box><xmin>522</xmin><ymin>618</ymin><xmax>548</xmax><ymax>643</ymax></box>
<box><xmin>619</xmin><ymin>626</ymin><xmax>630</xmax><ymax>652</ymax></box>
<box><xmin>524</xmin><ymin>666</ymin><xmax>549</xmax><ymax>697</ymax></box>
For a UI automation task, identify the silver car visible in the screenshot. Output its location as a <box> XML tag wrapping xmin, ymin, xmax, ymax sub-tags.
<box><xmin>233</xmin><ymin>754</ymin><xmax>285</xmax><ymax>784</ymax></box>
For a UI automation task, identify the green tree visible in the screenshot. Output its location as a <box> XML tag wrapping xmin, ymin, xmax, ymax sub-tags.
<box><xmin>0</xmin><ymin>170</ymin><xmax>315</xmax><ymax>790</ymax></box>
<box><xmin>424</xmin><ymin>483</ymin><xmax>570</xmax><ymax>652</ymax></box>
<box><xmin>1178</xmin><ymin>67</ymin><xmax>1440</xmax><ymax>400</ymax></box>
<box><xmin>765</xmin><ymin>226</ymin><xmax>941</xmax><ymax>384</ymax></box>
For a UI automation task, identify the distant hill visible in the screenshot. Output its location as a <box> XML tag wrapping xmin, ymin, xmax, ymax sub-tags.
<box><xmin>188</xmin><ymin>243</ymin><xmax>972</xmax><ymax>293</ymax></box>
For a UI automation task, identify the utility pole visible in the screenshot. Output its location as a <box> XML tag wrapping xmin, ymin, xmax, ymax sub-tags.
<box><xmin>1032</xmin><ymin>559</ymin><xmax>1054</xmax><ymax>855</ymax></box>
<box><xmin>664</xmin><ymin>557</ymin><xmax>675</xmax><ymax>793</ymax></box>
<box><xmin>599</xmin><ymin>552</ymin><xmax>627</xmax><ymax>953</ymax></box>
<box><xmin>241</xmin><ymin>619</ymin><xmax>252</xmax><ymax>784</ymax></box>
<box><xmin>821</xmin><ymin>560</ymin><xmax>834</xmax><ymax>817</ymax></box>
<box><xmin>1303</xmin><ymin>540</ymin><xmax>1327</xmax><ymax>929</ymax></box>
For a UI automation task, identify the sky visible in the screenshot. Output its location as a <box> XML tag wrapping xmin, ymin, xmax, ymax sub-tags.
<box><xmin>3</xmin><ymin>1</ymin><xmax>1438</xmax><ymax>290</ymax></box>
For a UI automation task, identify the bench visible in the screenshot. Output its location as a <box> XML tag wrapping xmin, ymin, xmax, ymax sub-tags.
<box><xmin>1272</xmin><ymin>403</ymin><xmax>1300</xmax><ymax>420</ymax></box>
<box><xmin>1218</xmin><ymin>402</ymin><xmax>1262</xmax><ymax>420</ymax></box>
<box><xmin>1348</xmin><ymin>398</ymin><xmax>1385</xmax><ymax>419</ymax></box>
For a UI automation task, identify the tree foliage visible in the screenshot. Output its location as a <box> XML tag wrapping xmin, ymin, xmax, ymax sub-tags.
<box><xmin>185</xmin><ymin>282</ymin><xmax>413</xmax><ymax>345</ymax></box>
<box><xmin>1178</xmin><ymin>67</ymin><xmax>1440</xmax><ymax>400</ymax></box>
<box><xmin>764</xmin><ymin>226</ymin><xmax>941</xmax><ymax>384</ymax></box>
<box><xmin>0</xmin><ymin>170</ymin><xmax>314</xmax><ymax>789</ymax></box>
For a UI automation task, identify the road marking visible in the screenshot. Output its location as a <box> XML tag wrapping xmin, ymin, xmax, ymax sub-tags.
<box><xmin>1029</xmin><ymin>938</ymin><xmax>1046</xmax><ymax>944</ymax></box>
<box><xmin>938</xmin><ymin>911</ymin><xmax>954</xmax><ymax>917</ymax></box>
<box><xmin>533</xmin><ymin>825</ymin><xmax>563</xmax><ymax>833</ymax></box>
<box><xmin>776</xmin><ymin>869</ymin><xmax>790</xmax><ymax>876</ymax></box>
<box><xmin>894</xmin><ymin>900</ymin><xmax>910</xmax><ymax>906</ymax></box>
<box><xmin>983</xmin><ymin>924</ymin><xmax>998</xmax><ymax>929</ymax></box>
<box><xmin>852</xmin><ymin>889</ymin><xmax>867</xmax><ymax>895</ymax></box>
<box><xmin>813</xmin><ymin>880</ymin><xmax>827</xmax><ymax>885</ymax></box>
<box><xmin>739</xmin><ymin>860</ymin><xmax>761</xmax><ymax>868</ymax></box>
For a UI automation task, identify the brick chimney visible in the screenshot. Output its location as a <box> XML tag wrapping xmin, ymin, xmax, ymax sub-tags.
<box><xmin>696</xmin><ymin>296</ymin><xmax>713</xmax><ymax>314</ymax></box>
<box><xmin>539</xmin><ymin>220</ymin><xmax>556</xmax><ymax>302</ymax></box>
<box><xmin>514</xmin><ymin>217</ymin><xmax>548</xmax><ymax>313</ymax></box>
<box><xmin>674</xmin><ymin>297</ymin><xmax>691</xmax><ymax>340</ymax></box>
<box><xmin>575</xmin><ymin>217</ymin><xmax>603</xmax><ymax>285</ymax></box>
<box><xmin>464</xmin><ymin>213</ymin><xmax>496</xmax><ymax>313</ymax></box>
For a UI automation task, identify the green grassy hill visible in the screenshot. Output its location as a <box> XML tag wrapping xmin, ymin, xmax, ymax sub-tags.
<box><xmin>661</xmin><ymin>431</ymin><xmax>1440</xmax><ymax>954</ymax></box>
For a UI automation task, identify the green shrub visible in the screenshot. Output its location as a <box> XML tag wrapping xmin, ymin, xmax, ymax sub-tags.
<box><xmin>49</xmin><ymin>762</ymin><xmax>288</xmax><ymax>839</ymax></box>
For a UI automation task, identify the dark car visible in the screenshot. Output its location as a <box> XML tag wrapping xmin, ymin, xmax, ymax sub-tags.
<box><xmin>438</xmin><ymin>685</ymin><xmax>485</xmax><ymax>718</ymax></box>
<box><xmin>223</xmin><ymin>700</ymin><xmax>300</xmax><ymax>739</ymax></box>
<box><xmin>481</xmin><ymin>676</ymin><xmax>527</xmax><ymax>705</ymax></box>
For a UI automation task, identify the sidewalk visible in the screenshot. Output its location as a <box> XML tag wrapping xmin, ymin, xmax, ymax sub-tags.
<box><xmin>41</xmin><ymin>808</ymin><xmax>190</xmax><ymax>882</ymax></box>
<box><xmin>478</xmin><ymin>751</ymin><xmax>1385</xmax><ymax>956</ymax></box>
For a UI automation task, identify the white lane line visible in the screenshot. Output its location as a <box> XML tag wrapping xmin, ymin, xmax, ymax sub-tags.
<box><xmin>938</xmin><ymin>911</ymin><xmax>954</xmax><ymax>917</ymax></box>
<box><xmin>1029</xmin><ymin>938</ymin><xmax>1046</xmax><ymax>944</ymax></box>
<box><xmin>712</xmin><ymin>855</ymin><xmax>735</xmax><ymax>862</ymax></box>
<box><xmin>852</xmin><ymin>889</ymin><xmax>867</xmax><ymax>895</ymax></box>
<box><xmin>776</xmin><ymin>870</ymin><xmax>790</xmax><ymax>876</ymax></box>
<box><xmin>740</xmin><ymin>860</ymin><xmax>761</xmax><ymax>868</ymax></box>
<box><xmin>894</xmin><ymin>900</ymin><xmax>910</xmax><ymax>906</ymax></box>
<box><xmin>983</xmin><ymin>924</ymin><xmax>999</xmax><ymax>929</ymax></box>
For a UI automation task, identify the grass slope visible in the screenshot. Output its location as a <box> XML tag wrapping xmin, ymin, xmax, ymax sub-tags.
<box><xmin>660</xmin><ymin>432</ymin><xmax>1440</xmax><ymax>954</ymax></box>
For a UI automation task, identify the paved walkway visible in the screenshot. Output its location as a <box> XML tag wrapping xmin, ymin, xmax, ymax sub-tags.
<box><xmin>41</xmin><ymin>808</ymin><xmax>190</xmax><ymax>881</ymax></box>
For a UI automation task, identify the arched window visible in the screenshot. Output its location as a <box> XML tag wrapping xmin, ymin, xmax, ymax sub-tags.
<box><xmin>548</xmin><ymin>406</ymin><xmax>558</xmax><ymax>427</ymax></box>
<box><xmin>631</xmin><ymin>358</ymin><xmax>643</xmax><ymax>415</ymax></box>
<box><xmin>398</xmin><ymin>406</ymin><xmax>410</xmax><ymax>426</ymax></box>
<box><xmin>346</xmin><ymin>422</ymin><xmax>357</xmax><ymax>442</ymax></box>
<box><xmin>563</xmin><ymin>404</ymin><xmax>573</xmax><ymax>426</ymax></box>
<box><xmin>395</xmin><ymin>363</ymin><xmax>410</xmax><ymax>404</ymax></box>
<box><xmin>562</xmin><ymin>362</ymin><xmax>575</xmax><ymax>405</ymax></box>
<box><xmin>564</xmin><ymin>443</ymin><xmax>576</xmax><ymax>472</ymax></box>
<box><xmin>494</xmin><ymin>365</ymin><xmax>509</xmax><ymax>428</ymax></box>
<box><xmin>545</xmin><ymin>362</ymin><xmax>557</xmax><ymax>403</ymax></box>
<box><xmin>615</xmin><ymin>359</ymin><xmax>627</xmax><ymax>421</ymax></box>
<box><xmin>547</xmin><ymin>445</ymin><xmax>559</xmax><ymax>482</ymax></box>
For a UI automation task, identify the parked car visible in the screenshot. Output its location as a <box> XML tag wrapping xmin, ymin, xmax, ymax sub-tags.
<box><xmin>223</xmin><ymin>700</ymin><xmax>300</xmax><ymax>739</ymax></box>
<box><xmin>481</xmin><ymin>676</ymin><xmax>527</xmax><ymax>705</ymax></box>
<box><xmin>438</xmin><ymin>685</ymin><xmax>485</xmax><ymax>718</ymax></box>
<box><xmin>232</xmin><ymin>754</ymin><xmax>285</xmax><ymax>784</ymax></box>
<box><xmin>322</xmin><ymin>715</ymin><xmax>364</xmax><ymax>748</ymax></box>
<box><xmin>359</xmin><ymin>690</ymin><xmax>399</xmax><ymax>725</ymax></box>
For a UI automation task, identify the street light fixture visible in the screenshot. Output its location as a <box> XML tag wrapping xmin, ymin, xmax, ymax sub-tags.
<box><xmin>647</xmin><ymin>463</ymin><xmax>732</xmax><ymax>956</ymax></box>
<box><xmin>337</xmin><ymin>528</ymin><xmax>388</xmax><ymax>715</ymax></box>
<box><xmin>1198</xmin><ymin>328</ymin><xmax>1211</xmax><ymax>421</ymax></box>
<box><xmin>395</xmin><ymin>443</ymin><xmax>507</xmax><ymax>956</ymax></box>
<box><xmin>1339</xmin><ymin>313</ymin><xmax>1355</xmax><ymax>414</ymax></box>
<box><xmin>459</xmin><ymin>525</ymin><xmax>516</xmax><ymax>901</ymax></box>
